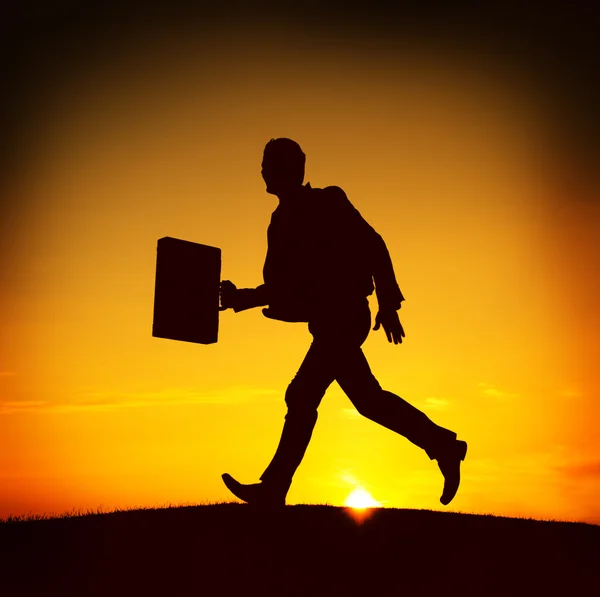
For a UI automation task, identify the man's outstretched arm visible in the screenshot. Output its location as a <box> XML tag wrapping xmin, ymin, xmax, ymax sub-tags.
<box><xmin>220</xmin><ymin>281</ymin><xmax>269</xmax><ymax>312</ymax></box>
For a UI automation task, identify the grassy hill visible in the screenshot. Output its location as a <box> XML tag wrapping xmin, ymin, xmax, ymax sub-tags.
<box><xmin>1</xmin><ymin>504</ymin><xmax>598</xmax><ymax>596</ymax></box>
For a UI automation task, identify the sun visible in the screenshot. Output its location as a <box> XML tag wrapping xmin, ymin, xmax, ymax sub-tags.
<box><xmin>344</xmin><ymin>487</ymin><xmax>382</xmax><ymax>510</ymax></box>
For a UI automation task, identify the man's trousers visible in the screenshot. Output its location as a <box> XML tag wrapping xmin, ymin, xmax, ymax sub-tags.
<box><xmin>260</xmin><ymin>301</ymin><xmax>456</xmax><ymax>489</ymax></box>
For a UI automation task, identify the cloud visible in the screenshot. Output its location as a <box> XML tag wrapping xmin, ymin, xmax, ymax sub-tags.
<box><xmin>423</xmin><ymin>397</ymin><xmax>450</xmax><ymax>410</ymax></box>
<box><xmin>338</xmin><ymin>471</ymin><xmax>360</xmax><ymax>486</ymax></box>
<box><xmin>467</xmin><ymin>447</ymin><xmax>600</xmax><ymax>485</ymax></box>
<box><xmin>0</xmin><ymin>400</ymin><xmax>49</xmax><ymax>414</ymax></box>
<box><xmin>478</xmin><ymin>382</ymin><xmax>519</xmax><ymax>400</ymax></box>
<box><xmin>0</xmin><ymin>371</ymin><xmax>16</xmax><ymax>377</ymax></box>
<box><xmin>556</xmin><ymin>460</ymin><xmax>600</xmax><ymax>480</ymax></box>
<box><xmin>0</xmin><ymin>386</ymin><xmax>281</xmax><ymax>415</ymax></box>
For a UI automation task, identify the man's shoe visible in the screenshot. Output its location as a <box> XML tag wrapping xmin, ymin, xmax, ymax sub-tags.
<box><xmin>437</xmin><ymin>440</ymin><xmax>468</xmax><ymax>505</ymax></box>
<box><xmin>221</xmin><ymin>473</ymin><xmax>286</xmax><ymax>507</ymax></box>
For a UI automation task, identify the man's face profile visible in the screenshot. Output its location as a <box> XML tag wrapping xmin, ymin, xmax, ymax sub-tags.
<box><xmin>261</xmin><ymin>153</ymin><xmax>295</xmax><ymax>195</ymax></box>
<box><xmin>261</xmin><ymin>154</ymin><xmax>279</xmax><ymax>195</ymax></box>
<box><xmin>261</xmin><ymin>139</ymin><xmax>305</xmax><ymax>195</ymax></box>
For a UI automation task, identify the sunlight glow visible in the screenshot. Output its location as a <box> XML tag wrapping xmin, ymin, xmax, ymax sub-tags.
<box><xmin>344</xmin><ymin>487</ymin><xmax>382</xmax><ymax>510</ymax></box>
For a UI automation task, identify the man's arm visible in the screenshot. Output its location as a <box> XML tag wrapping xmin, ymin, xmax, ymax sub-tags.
<box><xmin>370</xmin><ymin>231</ymin><xmax>405</xmax><ymax>311</ymax></box>
<box><xmin>325</xmin><ymin>186</ymin><xmax>406</xmax><ymax>344</ymax></box>
<box><xmin>220</xmin><ymin>281</ymin><xmax>269</xmax><ymax>312</ymax></box>
<box><xmin>355</xmin><ymin>218</ymin><xmax>406</xmax><ymax>344</ymax></box>
<box><xmin>325</xmin><ymin>186</ymin><xmax>405</xmax><ymax>310</ymax></box>
<box><xmin>368</xmin><ymin>233</ymin><xmax>406</xmax><ymax>344</ymax></box>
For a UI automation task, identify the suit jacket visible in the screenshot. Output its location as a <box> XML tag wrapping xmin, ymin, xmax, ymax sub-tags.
<box><xmin>234</xmin><ymin>183</ymin><xmax>404</xmax><ymax>321</ymax></box>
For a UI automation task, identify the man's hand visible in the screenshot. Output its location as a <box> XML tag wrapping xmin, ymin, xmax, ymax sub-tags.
<box><xmin>373</xmin><ymin>309</ymin><xmax>405</xmax><ymax>344</ymax></box>
<box><xmin>219</xmin><ymin>280</ymin><xmax>238</xmax><ymax>311</ymax></box>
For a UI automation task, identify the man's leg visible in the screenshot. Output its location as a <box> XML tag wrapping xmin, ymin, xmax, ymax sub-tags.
<box><xmin>336</xmin><ymin>351</ymin><xmax>456</xmax><ymax>457</ymax></box>
<box><xmin>258</xmin><ymin>303</ymin><xmax>375</xmax><ymax>492</ymax></box>
<box><xmin>259</xmin><ymin>338</ymin><xmax>337</xmax><ymax>490</ymax></box>
<box><xmin>222</xmin><ymin>336</ymin><xmax>338</xmax><ymax>506</ymax></box>
<box><xmin>334</xmin><ymin>347</ymin><xmax>467</xmax><ymax>504</ymax></box>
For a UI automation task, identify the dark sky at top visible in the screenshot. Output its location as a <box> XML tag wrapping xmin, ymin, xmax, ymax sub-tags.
<box><xmin>3</xmin><ymin>1</ymin><xmax>599</xmax><ymax>194</ymax></box>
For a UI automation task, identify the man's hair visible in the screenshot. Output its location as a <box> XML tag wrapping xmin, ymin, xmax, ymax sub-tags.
<box><xmin>263</xmin><ymin>138</ymin><xmax>306</xmax><ymax>168</ymax></box>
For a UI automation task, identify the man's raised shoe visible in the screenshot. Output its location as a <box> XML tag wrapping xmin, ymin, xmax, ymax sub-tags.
<box><xmin>221</xmin><ymin>473</ymin><xmax>286</xmax><ymax>507</ymax></box>
<box><xmin>437</xmin><ymin>440</ymin><xmax>468</xmax><ymax>505</ymax></box>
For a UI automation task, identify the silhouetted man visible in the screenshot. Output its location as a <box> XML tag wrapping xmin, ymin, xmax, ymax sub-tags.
<box><xmin>220</xmin><ymin>138</ymin><xmax>467</xmax><ymax>506</ymax></box>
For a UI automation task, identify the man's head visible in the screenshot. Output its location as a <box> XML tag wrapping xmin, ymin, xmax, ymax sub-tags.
<box><xmin>261</xmin><ymin>138</ymin><xmax>306</xmax><ymax>195</ymax></box>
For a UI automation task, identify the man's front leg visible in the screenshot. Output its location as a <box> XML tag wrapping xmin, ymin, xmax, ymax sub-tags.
<box><xmin>222</xmin><ymin>405</ymin><xmax>319</xmax><ymax>506</ymax></box>
<box><xmin>259</xmin><ymin>340</ymin><xmax>336</xmax><ymax>497</ymax></box>
<box><xmin>259</xmin><ymin>407</ymin><xmax>319</xmax><ymax>489</ymax></box>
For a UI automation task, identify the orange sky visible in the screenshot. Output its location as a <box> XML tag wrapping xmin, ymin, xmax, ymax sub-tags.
<box><xmin>1</xmin><ymin>23</ymin><xmax>599</xmax><ymax>523</ymax></box>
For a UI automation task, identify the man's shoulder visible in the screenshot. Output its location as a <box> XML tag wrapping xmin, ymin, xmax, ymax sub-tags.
<box><xmin>309</xmin><ymin>185</ymin><xmax>350</xmax><ymax>208</ymax></box>
<box><xmin>310</xmin><ymin>184</ymin><xmax>347</xmax><ymax>196</ymax></box>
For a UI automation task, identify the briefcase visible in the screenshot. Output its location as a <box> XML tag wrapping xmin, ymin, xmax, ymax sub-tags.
<box><xmin>152</xmin><ymin>237</ymin><xmax>221</xmax><ymax>344</ymax></box>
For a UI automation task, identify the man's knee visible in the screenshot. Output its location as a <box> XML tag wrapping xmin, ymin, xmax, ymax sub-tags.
<box><xmin>284</xmin><ymin>378</ymin><xmax>323</xmax><ymax>420</ymax></box>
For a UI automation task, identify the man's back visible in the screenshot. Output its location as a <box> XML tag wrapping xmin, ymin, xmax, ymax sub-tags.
<box><xmin>262</xmin><ymin>183</ymin><xmax>402</xmax><ymax>322</ymax></box>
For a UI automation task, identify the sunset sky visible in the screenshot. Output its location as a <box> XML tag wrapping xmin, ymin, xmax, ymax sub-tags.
<box><xmin>2</xmin><ymin>4</ymin><xmax>599</xmax><ymax>524</ymax></box>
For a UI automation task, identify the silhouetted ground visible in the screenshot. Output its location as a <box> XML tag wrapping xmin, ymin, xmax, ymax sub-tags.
<box><xmin>1</xmin><ymin>504</ymin><xmax>599</xmax><ymax>596</ymax></box>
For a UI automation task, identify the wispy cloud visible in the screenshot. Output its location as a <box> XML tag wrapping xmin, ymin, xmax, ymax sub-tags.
<box><xmin>423</xmin><ymin>397</ymin><xmax>450</xmax><ymax>410</ymax></box>
<box><xmin>556</xmin><ymin>459</ymin><xmax>600</xmax><ymax>480</ymax></box>
<box><xmin>338</xmin><ymin>470</ymin><xmax>360</xmax><ymax>486</ymax></box>
<box><xmin>561</xmin><ymin>389</ymin><xmax>582</xmax><ymax>399</ymax></box>
<box><xmin>0</xmin><ymin>400</ymin><xmax>48</xmax><ymax>414</ymax></box>
<box><xmin>0</xmin><ymin>386</ymin><xmax>281</xmax><ymax>415</ymax></box>
<box><xmin>0</xmin><ymin>371</ymin><xmax>16</xmax><ymax>377</ymax></box>
<box><xmin>465</xmin><ymin>447</ymin><xmax>600</xmax><ymax>486</ymax></box>
<box><xmin>478</xmin><ymin>382</ymin><xmax>519</xmax><ymax>400</ymax></box>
